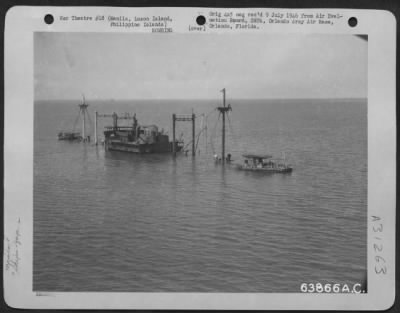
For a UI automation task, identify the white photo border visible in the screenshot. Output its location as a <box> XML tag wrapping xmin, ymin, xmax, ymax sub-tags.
<box><xmin>4</xmin><ymin>6</ymin><xmax>396</xmax><ymax>310</ymax></box>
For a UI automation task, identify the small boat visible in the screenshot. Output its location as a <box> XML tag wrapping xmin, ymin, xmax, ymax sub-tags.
<box><xmin>237</xmin><ymin>154</ymin><xmax>293</xmax><ymax>173</ymax></box>
<box><xmin>57</xmin><ymin>131</ymin><xmax>82</xmax><ymax>141</ymax></box>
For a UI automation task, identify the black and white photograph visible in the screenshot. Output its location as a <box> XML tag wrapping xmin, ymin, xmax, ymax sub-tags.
<box><xmin>4</xmin><ymin>6</ymin><xmax>396</xmax><ymax>310</ymax></box>
<box><xmin>33</xmin><ymin>31</ymin><xmax>368</xmax><ymax>292</ymax></box>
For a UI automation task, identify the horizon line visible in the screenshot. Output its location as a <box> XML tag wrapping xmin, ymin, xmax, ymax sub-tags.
<box><xmin>35</xmin><ymin>96</ymin><xmax>368</xmax><ymax>102</ymax></box>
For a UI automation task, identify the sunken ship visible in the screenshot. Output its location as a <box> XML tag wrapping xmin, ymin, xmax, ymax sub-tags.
<box><xmin>103</xmin><ymin>113</ymin><xmax>183</xmax><ymax>153</ymax></box>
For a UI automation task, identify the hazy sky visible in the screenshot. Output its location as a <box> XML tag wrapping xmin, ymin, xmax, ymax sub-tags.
<box><xmin>34</xmin><ymin>32</ymin><xmax>367</xmax><ymax>101</ymax></box>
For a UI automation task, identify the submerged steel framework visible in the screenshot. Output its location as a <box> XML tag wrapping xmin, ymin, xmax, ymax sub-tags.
<box><xmin>172</xmin><ymin>113</ymin><xmax>196</xmax><ymax>156</ymax></box>
<box><xmin>94</xmin><ymin>112</ymin><xmax>136</xmax><ymax>145</ymax></box>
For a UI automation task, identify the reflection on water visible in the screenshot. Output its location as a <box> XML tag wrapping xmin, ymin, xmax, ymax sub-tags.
<box><xmin>33</xmin><ymin>99</ymin><xmax>367</xmax><ymax>292</ymax></box>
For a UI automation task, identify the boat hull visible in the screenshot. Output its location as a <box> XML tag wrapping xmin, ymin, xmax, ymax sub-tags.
<box><xmin>105</xmin><ymin>140</ymin><xmax>181</xmax><ymax>154</ymax></box>
<box><xmin>57</xmin><ymin>133</ymin><xmax>82</xmax><ymax>141</ymax></box>
<box><xmin>237</xmin><ymin>165</ymin><xmax>293</xmax><ymax>173</ymax></box>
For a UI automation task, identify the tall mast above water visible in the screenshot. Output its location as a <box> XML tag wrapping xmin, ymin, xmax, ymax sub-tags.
<box><xmin>217</xmin><ymin>88</ymin><xmax>232</xmax><ymax>163</ymax></box>
<box><xmin>78</xmin><ymin>94</ymin><xmax>89</xmax><ymax>140</ymax></box>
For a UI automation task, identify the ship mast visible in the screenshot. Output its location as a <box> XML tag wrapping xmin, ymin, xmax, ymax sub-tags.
<box><xmin>78</xmin><ymin>94</ymin><xmax>89</xmax><ymax>140</ymax></box>
<box><xmin>217</xmin><ymin>88</ymin><xmax>232</xmax><ymax>163</ymax></box>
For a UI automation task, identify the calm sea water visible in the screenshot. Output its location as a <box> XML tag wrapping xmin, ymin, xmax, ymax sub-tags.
<box><xmin>33</xmin><ymin>98</ymin><xmax>367</xmax><ymax>292</ymax></box>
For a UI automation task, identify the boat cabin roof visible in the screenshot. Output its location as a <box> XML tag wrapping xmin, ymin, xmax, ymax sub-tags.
<box><xmin>243</xmin><ymin>154</ymin><xmax>273</xmax><ymax>159</ymax></box>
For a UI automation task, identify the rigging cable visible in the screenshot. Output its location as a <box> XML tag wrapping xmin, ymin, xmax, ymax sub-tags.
<box><xmin>86</xmin><ymin>110</ymin><xmax>93</xmax><ymax>134</ymax></box>
<box><xmin>181</xmin><ymin>108</ymin><xmax>218</xmax><ymax>154</ymax></box>
<box><xmin>226</xmin><ymin>113</ymin><xmax>239</xmax><ymax>146</ymax></box>
<box><xmin>209</xmin><ymin>111</ymin><xmax>221</xmax><ymax>156</ymax></box>
<box><xmin>203</xmin><ymin>107</ymin><xmax>218</xmax><ymax>154</ymax></box>
<box><xmin>195</xmin><ymin>119</ymin><xmax>208</xmax><ymax>152</ymax></box>
<box><xmin>72</xmin><ymin>109</ymin><xmax>81</xmax><ymax>132</ymax></box>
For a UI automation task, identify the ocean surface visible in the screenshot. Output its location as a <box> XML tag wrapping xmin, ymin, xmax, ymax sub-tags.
<box><xmin>33</xmin><ymin>98</ymin><xmax>367</xmax><ymax>292</ymax></box>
